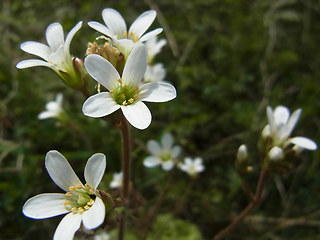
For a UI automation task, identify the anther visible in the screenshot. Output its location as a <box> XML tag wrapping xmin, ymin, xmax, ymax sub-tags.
<box><xmin>122</xmin><ymin>100</ymin><xmax>127</xmax><ymax>106</ymax></box>
<box><xmin>130</xmin><ymin>32</ymin><xmax>134</xmax><ymax>36</ymax></box>
<box><xmin>110</xmin><ymin>90</ymin><xmax>114</xmax><ymax>94</ymax></box>
<box><xmin>78</xmin><ymin>207</ymin><xmax>84</xmax><ymax>213</ymax></box>
<box><xmin>134</xmin><ymin>35</ymin><xmax>139</xmax><ymax>42</ymax></box>
<box><xmin>64</xmin><ymin>201</ymin><xmax>70</xmax><ymax>206</ymax></box>
<box><xmin>123</xmin><ymin>31</ymin><xmax>127</xmax><ymax>37</ymax></box>
<box><xmin>128</xmin><ymin>98</ymin><xmax>134</xmax><ymax>104</ymax></box>
<box><xmin>71</xmin><ymin>207</ymin><xmax>77</xmax><ymax>212</ymax></box>
<box><xmin>76</xmin><ymin>185</ymin><xmax>82</xmax><ymax>189</ymax></box>
<box><xmin>85</xmin><ymin>183</ymin><xmax>90</xmax><ymax>189</ymax></box>
<box><xmin>69</xmin><ymin>186</ymin><xmax>76</xmax><ymax>191</ymax></box>
<box><xmin>65</xmin><ymin>192</ymin><xmax>72</xmax><ymax>196</ymax></box>
<box><xmin>84</xmin><ymin>205</ymin><xmax>90</xmax><ymax>210</ymax></box>
<box><xmin>121</xmin><ymin>94</ymin><xmax>126</xmax><ymax>99</ymax></box>
<box><xmin>89</xmin><ymin>188</ymin><xmax>94</xmax><ymax>194</ymax></box>
<box><xmin>118</xmin><ymin>78</ymin><xmax>123</xmax><ymax>84</ymax></box>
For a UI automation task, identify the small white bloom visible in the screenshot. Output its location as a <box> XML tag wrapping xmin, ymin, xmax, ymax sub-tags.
<box><xmin>145</xmin><ymin>36</ymin><xmax>167</xmax><ymax>63</ymax></box>
<box><xmin>268</xmin><ymin>146</ymin><xmax>284</xmax><ymax>161</ymax></box>
<box><xmin>38</xmin><ymin>93</ymin><xmax>65</xmax><ymax>120</ymax></box>
<box><xmin>178</xmin><ymin>157</ymin><xmax>205</xmax><ymax>176</ymax></box>
<box><xmin>23</xmin><ymin>151</ymin><xmax>106</xmax><ymax>240</ymax></box>
<box><xmin>109</xmin><ymin>172</ymin><xmax>123</xmax><ymax>189</ymax></box>
<box><xmin>237</xmin><ymin>144</ymin><xmax>248</xmax><ymax>162</ymax></box>
<box><xmin>94</xmin><ymin>232</ymin><xmax>110</xmax><ymax>240</ymax></box>
<box><xmin>144</xmin><ymin>63</ymin><xmax>166</xmax><ymax>83</ymax></box>
<box><xmin>82</xmin><ymin>45</ymin><xmax>176</xmax><ymax>130</ymax></box>
<box><xmin>16</xmin><ymin>22</ymin><xmax>82</xmax><ymax>74</ymax></box>
<box><xmin>143</xmin><ymin>133</ymin><xmax>181</xmax><ymax>171</ymax></box>
<box><xmin>88</xmin><ymin>8</ymin><xmax>162</xmax><ymax>58</ymax></box>
<box><xmin>265</xmin><ymin>105</ymin><xmax>317</xmax><ymax>150</ymax></box>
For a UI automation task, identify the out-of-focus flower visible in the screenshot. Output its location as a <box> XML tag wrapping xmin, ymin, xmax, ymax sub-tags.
<box><xmin>144</xmin><ymin>63</ymin><xmax>166</xmax><ymax>83</ymax></box>
<box><xmin>23</xmin><ymin>151</ymin><xmax>106</xmax><ymax>240</ymax></box>
<box><xmin>145</xmin><ymin>36</ymin><xmax>167</xmax><ymax>63</ymax></box>
<box><xmin>178</xmin><ymin>157</ymin><xmax>205</xmax><ymax>176</ymax></box>
<box><xmin>263</xmin><ymin>105</ymin><xmax>317</xmax><ymax>151</ymax></box>
<box><xmin>236</xmin><ymin>144</ymin><xmax>248</xmax><ymax>162</ymax></box>
<box><xmin>88</xmin><ymin>8</ymin><xmax>162</xmax><ymax>58</ymax></box>
<box><xmin>94</xmin><ymin>232</ymin><xmax>110</xmax><ymax>240</ymax></box>
<box><xmin>82</xmin><ymin>45</ymin><xmax>176</xmax><ymax>130</ymax></box>
<box><xmin>109</xmin><ymin>172</ymin><xmax>123</xmax><ymax>189</ymax></box>
<box><xmin>143</xmin><ymin>133</ymin><xmax>181</xmax><ymax>171</ymax></box>
<box><xmin>16</xmin><ymin>22</ymin><xmax>86</xmax><ymax>89</ymax></box>
<box><xmin>38</xmin><ymin>93</ymin><xmax>66</xmax><ymax>121</ymax></box>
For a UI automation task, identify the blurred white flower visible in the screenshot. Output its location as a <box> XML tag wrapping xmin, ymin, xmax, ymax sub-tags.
<box><xmin>268</xmin><ymin>146</ymin><xmax>284</xmax><ymax>161</ymax></box>
<box><xmin>110</xmin><ymin>172</ymin><xmax>123</xmax><ymax>189</ymax></box>
<box><xmin>178</xmin><ymin>157</ymin><xmax>205</xmax><ymax>176</ymax></box>
<box><xmin>237</xmin><ymin>144</ymin><xmax>248</xmax><ymax>162</ymax></box>
<box><xmin>23</xmin><ymin>151</ymin><xmax>106</xmax><ymax>240</ymax></box>
<box><xmin>82</xmin><ymin>45</ymin><xmax>176</xmax><ymax>130</ymax></box>
<box><xmin>144</xmin><ymin>63</ymin><xmax>166</xmax><ymax>83</ymax></box>
<box><xmin>263</xmin><ymin>105</ymin><xmax>317</xmax><ymax>151</ymax></box>
<box><xmin>38</xmin><ymin>93</ymin><xmax>65</xmax><ymax>120</ymax></box>
<box><xmin>88</xmin><ymin>8</ymin><xmax>162</xmax><ymax>58</ymax></box>
<box><xmin>16</xmin><ymin>22</ymin><xmax>82</xmax><ymax>75</ymax></box>
<box><xmin>94</xmin><ymin>232</ymin><xmax>110</xmax><ymax>240</ymax></box>
<box><xmin>145</xmin><ymin>36</ymin><xmax>167</xmax><ymax>63</ymax></box>
<box><xmin>143</xmin><ymin>133</ymin><xmax>181</xmax><ymax>171</ymax></box>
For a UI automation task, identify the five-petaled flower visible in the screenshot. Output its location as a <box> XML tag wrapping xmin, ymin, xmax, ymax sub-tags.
<box><xmin>143</xmin><ymin>133</ymin><xmax>181</xmax><ymax>171</ymax></box>
<box><xmin>88</xmin><ymin>8</ymin><xmax>162</xmax><ymax>58</ymax></box>
<box><xmin>82</xmin><ymin>45</ymin><xmax>176</xmax><ymax>130</ymax></box>
<box><xmin>38</xmin><ymin>93</ymin><xmax>66</xmax><ymax>121</ymax></box>
<box><xmin>16</xmin><ymin>22</ymin><xmax>85</xmax><ymax>89</ymax></box>
<box><xmin>144</xmin><ymin>63</ymin><xmax>166</xmax><ymax>83</ymax></box>
<box><xmin>178</xmin><ymin>157</ymin><xmax>205</xmax><ymax>177</ymax></box>
<box><xmin>23</xmin><ymin>151</ymin><xmax>106</xmax><ymax>240</ymax></box>
<box><xmin>263</xmin><ymin>105</ymin><xmax>317</xmax><ymax>151</ymax></box>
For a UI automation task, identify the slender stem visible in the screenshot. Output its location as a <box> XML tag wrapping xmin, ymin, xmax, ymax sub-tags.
<box><xmin>118</xmin><ymin>115</ymin><xmax>132</xmax><ymax>240</ymax></box>
<box><xmin>213</xmin><ymin>169</ymin><xmax>269</xmax><ymax>240</ymax></box>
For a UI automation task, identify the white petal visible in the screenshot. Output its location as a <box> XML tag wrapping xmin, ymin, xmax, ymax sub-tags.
<box><xmin>20</xmin><ymin>41</ymin><xmax>50</xmax><ymax>60</ymax></box>
<box><xmin>139</xmin><ymin>28</ymin><xmax>163</xmax><ymax>42</ymax></box>
<box><xmin>64</xmin><ymin>21</ymin><xmax>82</xmax><ymax>54</ymax></box>
<box><xmin>16</xmin><ymin>59</ymin><xmax>52</xmax><ymax>69</ymax></box>
<box><xmin>46</xmin><ymin>22</ymin><xmax>65</xmax><ymax>51</ymax></box>
<box><xmin>102</xmin><ymin>8</ymin><xmax>127</xmax><ymax>38</ymax></box>
<box><xmin>53</xmin><ymin>212</ymin><xmax>82</xmax><ymax>240</ymax></box>
<box><xmin>23</xmin><ymin>193</ymin><xmax>69</xmax><ymax>219</ymax></box>
<box><xmin>140</xmin><ymin>82</ymin><xmax>176</xmax><ymax>102</ymax></box>
<box><xmin>114</xmin><ymin>39</ymin><xmax>135</xmax><ymax>58</ymax></box>
<box><xmin>274</xmin><ymin>106</ymin><xmax>290</xmax><ymax>126</ymax></box>
<box><xmin>285</xmin><ymin>108</ymin><xmax>301</xmax><ymax>138</ymax></box>
<box><xmin>161</xmin><ymin>133</ymin><xmax>173</xmax><ymax>149</ymax></box>
<box><xmin>45</xmin><ymin>150</ymin><xmax>83</xmax><ymax>192</ymax></box>
<box><xmin>38</xmin><ymin>111</ymin><xmax>57</xmax><ymax>120</ymax></box>
<box><xmin>289</xmin><ymin>137</ymin><xmax>317</xmax><ymax>150</ymax></box>
<box><xmin>82</xmin><ymin>197</ymin><xmax>105</xmax><ymax>229</ymax></box>
<box><xmin>56</xmin><ymin>93</ymin><xmax>63</xmax><ymax>106</ymax></box>
<box><xmin>84</xmin><ymin>54</ymin><xmax>120</xmax><ymax>90</ymax></box>
<box><xmin>88</xmin><ymin>21</ymin><xmax>115</xmax><ymax>38</ymax></box>
<box><xmin>161</xmin><ymin>161</ymin><xmax>174</xmax><ymax>171</ymax></box>
<box><xmin>122</xmin><ymin>45</ymin><xmax>148</xmax><ymax>86</ymax></box>
<box><xmin>171</xmin><ymin>146</ymin><xmax>181</xmax><ymax>158</ymax></box>
<box><xmin>143</xmin><ymin>156</ymin><xmax>160</xmax><ymax>168</ymax></box>
<box><xmin>147</xmin><ymin>140</ymin><xmax>161</xmax><ymax>155</ymax></box>
<box><xmin>121</xmin><ymin>101</ymin><xmax>151</xmax><ymax>130</ymax></box>
<box><xmin>46</xmin><ymin>101</ymin><xmax>60</xmax><ymax>112</ymax></box>
<box><xmin>84</xmin><ymin>153</ymin><xmax>106</xmax><ymax>190</ymax></box>
<box><xmin>82</xmin><ymin>92</ymin><xmax>120</xmax><ymax>118</ymax></box>
<box><xmin>266</xmin><ymin>106</ymin><xmax>275</xmax><ymax>131</ymax></box>
<box><xmin>129</xmin><ymin>10</ymin><xmax>156</xmax><ymax>38</ymax></box>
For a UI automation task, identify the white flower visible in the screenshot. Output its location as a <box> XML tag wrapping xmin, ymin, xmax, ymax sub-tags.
<box><xmin>143</xmin><ymin>133</ymin><xmax>181</xmax><ymax>171</ymax></box>
<box><xmin>88</xmin><ymin>8</ymin><xmax>162</xmax><ymax>58</ymax></box>
<box><xmin>94</xmin><ymin>232</ymin><xmax>110</xmax><ymax>240</ymax></box>
<box><xmin>16</xmin><ymin>22</ymin><xmax>82</xmax><ymax>74</ymax></box>
<box><xmin>38</xmin><ymin>93</ymin><xmax>65</xmax><ymax>120</ymax></box>
<box><xmin>23</xmin><ymin>151</ymin><xmax>106</xmax><ymax>240</ymax></box>
<box><xmin>144</xmin><ymin>63</ymin><xmax>166</xmax><ymax>83</ymax></box>
<box><xmin>82</xmin><ymin>45</ymin><xmax>176</xmax><ymax>130</ymax></box>
<box><xmin>264</xmin><ymin>105</ymin><xmax>317</xmax><ymax>150</ymax></box>
<box><xmin>145</xmin><ymin>36</ymin><xmax>167</xmax><ymax>63</ymax></box>
<box><xmin>237</xmin><ymin>144</ymin><xmax>248</xmax><ymax>162</ymax></box>
<box><xmin>268</xmin><ymin>146</ymin><xmax>284</xmax><ymax>161</ymax></box>
<box><xmin>178</xmin><ymin>157</ymin><xmax>205</xmax><ymax>176</ymax></box>
<box><xmin>109</xmin><ymin>172</ymin><xmax>123</xmax><ymax>189</ymax></box>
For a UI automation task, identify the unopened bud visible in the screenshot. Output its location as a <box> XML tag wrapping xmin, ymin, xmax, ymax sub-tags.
<box><xmin>268</xmin><ymin>146</ymin><xmax>284</xmax><ymax>161</ymax></box>
<box><xmin>237</xmin><ymin>144</ymin><xmax>248</xmax><ymax>162</ymax></box>
<box><xmin>262</xmin><ymin>125</ymin><xmax>271</xmax><ymax>139</ymax></box>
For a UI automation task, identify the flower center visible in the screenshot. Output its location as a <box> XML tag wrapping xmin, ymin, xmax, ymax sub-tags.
<box><xmin>159</xmin><ymin>150</ymin><xmax>172</xmax><ymax>162</ymax></box>
<box><xmin>64</xmin><ymin>183</ymin><xmax>96</xmax><ymax>214</ymax></box>
<box><xmin>111</xmin><ymin>79</ymin><xmax>140</xmax><ymax>106</ymax></box>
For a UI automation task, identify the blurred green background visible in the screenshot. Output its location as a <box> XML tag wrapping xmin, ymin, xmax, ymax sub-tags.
<box><xmin>1</xmin><ymin>0</ymin><xmax>320</xmax><ymax>239</ymax></box>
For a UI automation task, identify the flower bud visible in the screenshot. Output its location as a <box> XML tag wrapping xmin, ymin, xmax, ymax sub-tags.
<box><xmin>237</xmin><ymin>144</ymin><xmax>248</xmax><ymax>162</ymax></box>
<box><xmin>268</xmin><ymin>146</ymin><xmax>284</xmax><ymax>161</ymax></box>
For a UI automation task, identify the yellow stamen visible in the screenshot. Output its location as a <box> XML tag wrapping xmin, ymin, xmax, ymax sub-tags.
<box><xmin>89</xmin><ymin>188</ymin><xmax>94</xmax><ymax>194</ymax></box>
<box><xmin>110</xmin><ymin>90</ymin><xmax>114</xmax><ymax>94</ymax></box>
<box><xmin>69</xmin><ymin>186</ymin><xmax>75</xmax><ymax>191</ymax></box>
<box><xmin>134</xmin><ymin>35</ymin><xmax>139</xmax><ymax>43</ymax></box>
<box><xmin>85</xmin><ymin>183</ymin><xmax>90</xmax><ymax>189</ymax></box>
<box><xmin>118</xmin><ymin>78</ymin><xmax>123</xmax><ymax>84</ymax></box>
<box><xmin>64</xmin><ymin>201</ymin><xmax>70</xmax><ymax>206</ymax></box>
<box><xmin>87</xmin><ymin>199</ymin><xmax>95</xmax><ymax>206</ymax></box>
<box><xmin>122</xmin><ymin>100</ymin><xmax>127</xmax><ymax>106</ymax></box>
<box><xmin>123</xmin><ymin>31</ymin><xmax>127</xmax><ymax>37</ymax></box>
<box><xmin>71</xmin><ymin>207</ymin><xmax>77</xmax><ymax>212</ymax></box>
<box><xmin>96</xmin><ymin>35</ymin><xmax>108</xmax><ymax>41</ymax></box>
<box><xmin>65</xmin><ymin>192</ymin><xmax>72</xmax><ymax>196</ymax></box>
<box><xmin>130</xmin><ymin>32</ymin><xmax>134</xmax><ymax>36</ymax></box>
<box><xmin>128</xmin><ymin>98</ymin><xmax>134</xmax><ymax>104</ymax></box>
<box><xmin>78</xmin><ymin>207</ymin><xmax>84</xmax><ymax>213</ymax></box>
<box><xmin>97</xmin><ymin>83</ymin><xmax>101</xmax><ymax>93</ymax></box>
<box><xmin>84</xmin><ymin>205</ymin><xmax>90</xmax><ymax>210</ymax></box>
<box><xmin>49</xmin><ymin>61</ymin><xmax>53</xmax><ymax>64</ymax></box>
<box><xmin>76</xmin><ymin>185</ymin><xmax>82</xmax><ymax>189</ymax></box>
<box><xmin>121</xmin><ymin>94</ymin><xmax>126</xmax><ymax>99</ymax></box>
